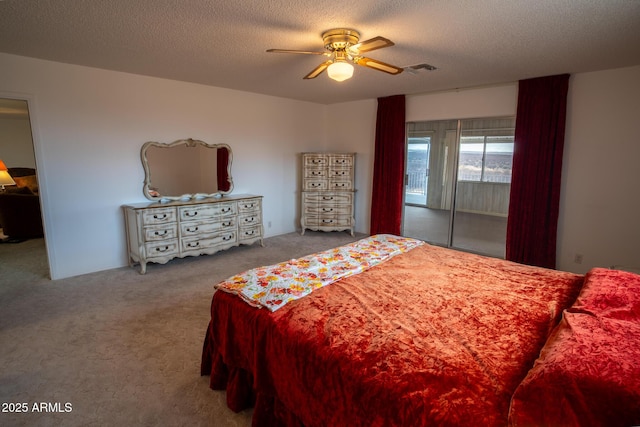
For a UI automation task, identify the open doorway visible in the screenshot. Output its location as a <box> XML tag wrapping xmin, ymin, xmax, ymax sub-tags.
<box><xmin>0</xmin><ymin>97</ymin><xmax>49</xmax><ymax>278</ymax></box>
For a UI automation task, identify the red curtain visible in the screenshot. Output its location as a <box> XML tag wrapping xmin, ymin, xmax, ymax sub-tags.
<box><xmin>370</xmin><ymin>95</ymin><xmax>406</xmax><ymax>235</ymax></box>
<box><xmin>217</xmin><ymin>147</ymin><xmax>230</xmax><ymax>192</ymax></box>
<box><xmin>506</xmin><ymin>74</ymin><xmax>570</xmax><ymax>269</ymax></box>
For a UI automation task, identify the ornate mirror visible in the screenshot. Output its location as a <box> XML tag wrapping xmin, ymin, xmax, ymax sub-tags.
<box><xmin>141</xmin><ymin>138</ymin><xmax>233</xmax><ymax>201</ymax></box>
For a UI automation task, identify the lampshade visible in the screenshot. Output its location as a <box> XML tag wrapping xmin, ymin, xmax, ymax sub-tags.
<box><xmin>0</xmin><ymin>170</ymin><xmax>15</xmax><ymax>187</ymax></box>
<box><xmin>0</xmin><ymin>159</ymin><xmax>16</xmax><ymax>189</ymax></box>
<box><xmin>327</xmin><ymin>61</ymin><xmax>354</xmax><ymax>82</ymax></box>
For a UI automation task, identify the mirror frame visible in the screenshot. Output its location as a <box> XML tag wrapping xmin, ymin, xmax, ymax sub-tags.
<box><xmin>141</xmin><ymin>138</ymin><xmax>234</xmax><ymax>201</ymax></box>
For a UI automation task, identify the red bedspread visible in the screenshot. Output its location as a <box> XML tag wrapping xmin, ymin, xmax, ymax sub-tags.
<box><xmin>202</xmin><ymin>242</ymin><xmax>584</xmax><ymax>426</ymax></box>
<box><xmin>509</xmin><ymin>268</ymin><xmax>640</xmax><ymax>426</ymax></box>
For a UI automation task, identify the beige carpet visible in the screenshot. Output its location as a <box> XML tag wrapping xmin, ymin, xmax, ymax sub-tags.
<box><xmin>0</xmin><ymin>231</ymin><xmax>362</xmax><ymax>427</ymax></box>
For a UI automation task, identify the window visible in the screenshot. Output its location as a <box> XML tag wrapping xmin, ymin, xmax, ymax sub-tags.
<box><xmin>458</xmin><ymin>135</ymin><xmax>514</xmax><ymax>183</ymax></box>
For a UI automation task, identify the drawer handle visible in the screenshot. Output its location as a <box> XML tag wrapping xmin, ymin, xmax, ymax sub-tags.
<box><xmin>322</xmin><ymin>196</ymin><xmax>334</xmax><ymax>201</ymax></box>
<box><xmin>187</xmin><ymin>242</ymin><xmax>200</xmax><ymax>248</ymax></box>
<box><xmin>322</xmin><ymin>219</ymin><xmax>334</xmax><ymax>224</ymax></box>
<box><xmin>243</xmin><ymin>203</ymin><xmax>255</xmax><ymax>208</ymax></box>
<box><xmin>244</xmin><ymin>217</ymin><xmax>254</xmax><ymax>223</ymax></box>
<box><xmin>186</xmin><ymin>226</ymin><xmax>199</xmax><ymax>232</ymax></box>
<box><xmin>153</xmin><ymin>213</ymin><xmax>167</xmax><ymax>220</ymax></box>
<box><xmin>155</xmin><ymin>246</ymin><xmax>170</xmax><ymax>253</ymax></box>
<box><xmin>312</xmin><ymin>159</ymin><xmax>322</xmax><ymax>164</ymax></box>
<box><xmin>185</xmin><ymin>211</ymin><xmax>198</xmax><ymax>217</ymax></box>
<box><xmin>223</xmin><ymin>235</ymin><xmax>233</xmax><ymax>241</ymax></box>
<box><xmin>244</xmin><ymin>230</ymin><xmax>255</xmax><ymax>236</ymax></box>
<box><xmin>154</xmin><ymin>230</ymin><xmax>168</xmax><ymax>236</ymax></box>
<box><xmin>311</xmin><ymin>183</ymin><xmax>321</xmax><ymax>187</ymax></box>
<box><xmin>221</xmin><ymin>207</ymin><xmax>232</xmax><ymax>213</ymax></box>
<box><xmin>312</xmin><ymin>171</ymin><xmax>321</xmax><ymax>176</ymax></box>
<box><xmin>222</xmin><ymin>221</ymin><xmax>232</xmax><ymax>227</ymax></box>
<box><xmin>322</xmin><ymin>208</ymin><xmax>333</xmax><ymax>212</ymax></box>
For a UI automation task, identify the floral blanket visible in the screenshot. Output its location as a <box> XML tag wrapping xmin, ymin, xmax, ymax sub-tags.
<box><xmin>215</xmin><ymin>234</ymin><xmax>424</xmax><ymax>311</ymax></box>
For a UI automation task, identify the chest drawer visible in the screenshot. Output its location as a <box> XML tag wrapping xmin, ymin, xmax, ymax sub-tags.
<box><xmin>303</xmin><ymin>192</ymin><xmax>353</xmax><ymax>205</ymax></box>
<box><xmin>141</xmin><ymin>207</ymin><xmax>177</xmax><ymax>225</ymax></box>
<box><xmin>305</xmin><ymin>217</ymin><xmax>352</xmax><ymax>227</ymax></box>
<box><xmin>179</xmin><ymin>202</ymin><xmax>236</xmax><ymax>221</ymax></box>
<box><xmin>328</xmin><ymin>180</ymin><xmax>353</xmax><ymax>190</ymax></box>
<box><xmin>304</xmin><ymin>205</ymin><xmax>352</xmax><ymax>216</ymax></box>
<box><xmin>304</xmin><ymin>154</ymin><xmax>328</xmax><ymax>167</ymax></box>
<box><xmin>304</xmin><ymin>180</ymin><xmax>328</xmax><ymax>191</ymax></box>
<box><xmin>304</xmin><ymin>168</ymin><xmax>327</xmax><ymax>179</ymax></box>
<box><xmin>329</xmin><ymin>154</ymin><xmax>353</xmax><ymax>168</ymax></box>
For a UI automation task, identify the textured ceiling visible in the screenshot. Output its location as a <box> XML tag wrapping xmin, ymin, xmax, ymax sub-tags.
<box><xmin>1</xmin><ymin>0</ymin><xmax>639</xmax><ymax>104</ymax></box>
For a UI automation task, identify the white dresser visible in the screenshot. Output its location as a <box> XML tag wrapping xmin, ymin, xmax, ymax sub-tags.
<box><xmin>300</xmin><ymin>153</ymin><xmax>355</xmax><ymax>236</ymax></box>
<box><xmin>123</xmin><ymin>194</ymin><xmax>263</xmax><ymax>273</ymax></box>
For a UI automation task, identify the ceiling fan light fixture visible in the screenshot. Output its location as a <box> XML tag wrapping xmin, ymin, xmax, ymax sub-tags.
<box><xmin>327</xmin><ymin>61</ymin><xmax>354</xmax><ymax>82</ymax></box>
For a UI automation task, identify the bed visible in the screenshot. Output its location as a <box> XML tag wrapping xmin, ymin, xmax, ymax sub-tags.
<box><xmin>201</xmin><ymin>235</ymin><xmax>640</xmax><ymax>426</ymax></box>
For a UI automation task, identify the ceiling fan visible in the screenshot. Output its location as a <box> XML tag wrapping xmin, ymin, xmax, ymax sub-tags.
<box><xmin>266</xmin><ymin>28</ymin><xmax>404</xmax><ymax>82</ymax></box>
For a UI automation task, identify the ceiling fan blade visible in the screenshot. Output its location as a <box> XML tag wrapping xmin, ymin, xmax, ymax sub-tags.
<box><xmin>267</xmin><ymin>49</ymin><xmax>328</xmax><ymax>56</ymax></box>
<box><xmin>303</xmin><ymin>61</ymin><xmax>332</xmax><ymax>79</ymax></box>
<box><xmin>349</xmin><ymin>36</ymin><xmax>394</xmax><ymax>54</ymax></box>
<box><xmin>355</xmin><ymin>57</ymin><xmax>404</xmax><ymax>75</ymax></box>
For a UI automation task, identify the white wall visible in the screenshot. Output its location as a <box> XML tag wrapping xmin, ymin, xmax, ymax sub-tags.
<box><xmin>324</xmin><ymin>99</ymin><xmax>377</xmax><ymax>233</ymax></box>
<box><xmin>558</xmin><ymin>65</ymin><xmax>640</xmax><ymax>273</ymax></box>
<box><xmin>1</xmin><ymin>53</ymin><xmax>325</xmax><ymax>279</ymax></box>
<box><xmin>406</xmin><ymin>84</ymin><xmax>518</xmax><ymax>122</ymax></box>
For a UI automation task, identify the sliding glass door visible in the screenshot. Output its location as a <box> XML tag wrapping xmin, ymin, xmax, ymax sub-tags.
<box><xmin>405</xmin><ymin>136</ymin><xmax>430</xmax><ymax>206</ymax></box>
<box><xmin>402</xmin><ymin>120</ymin><xmax>458</xmax><ymax>247</ymax></box>
<box><xmin>403</xmin><ymin>117</ymin><xmax>515</xmax><ymax>258</ymax></box>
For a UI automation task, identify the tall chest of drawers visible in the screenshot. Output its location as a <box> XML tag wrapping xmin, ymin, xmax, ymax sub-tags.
<box><xmin>300</xmin><ymin>153</ymin><xmax>355</xmax><ymax>236</ymax></box>
<box><xmin>123</xmin><ymin>194</ymin><xmax>263</xmax><ymax>273</ymax></box>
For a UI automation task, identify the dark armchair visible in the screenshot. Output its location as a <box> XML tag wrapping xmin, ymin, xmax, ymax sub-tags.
<box><xmin>0</xmin><ymin>167</ymin><xmax>44</xmax><ymax>239</ymax></box>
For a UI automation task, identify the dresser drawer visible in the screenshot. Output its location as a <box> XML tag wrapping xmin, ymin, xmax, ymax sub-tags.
<box><xmin>179</xmin><ymin>202</ymin><xmax>236</xmax><ymax>221</ymax></box>
<box><xmin>144</xmin><ymin>240</ymin><xmax>179</xmax><ymax>258</ymax></box>
<box><xmin>239</xmin><ymin>225</ymin><xmax>262</xmax><ymax>241</ymax></box>
<box><xmin>141</xmin><ymin>207</ymin><xmax>177</xmax><ymax>225</ymax></box>
<box><xmin>237</xmin><ymin>198</ymin><xmax>261</xmax><ymax>213</ymax></box>
<box><xmin>180</xmin><ymin>231</ymin><xmax>237</xmax><ymax>254</ymax></box>
<box><xmin>238</xmin><ymin>213</ymin><xmax>260</xmax><ymax>228</ymax></box>
<box><xmin>144</xmin><ymin>224</ymin><xmax>178</xmax><ymax>242</ymax></box>
<box><xmin>180</xmin><ymin>218</ymin><xmax>236</xmax><ymax>237</ymax></box>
